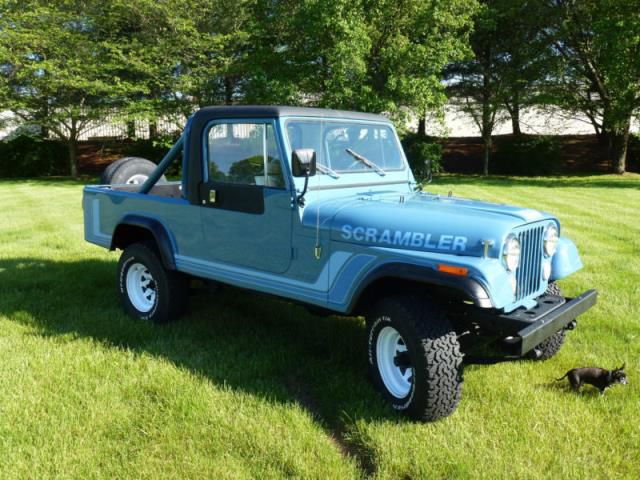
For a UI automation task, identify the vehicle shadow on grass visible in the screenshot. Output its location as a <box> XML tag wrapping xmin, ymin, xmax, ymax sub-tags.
<box><xmin>0</xmin><ymin>257</ymin><xmax>400</xmax><ymax>442</ymax></box>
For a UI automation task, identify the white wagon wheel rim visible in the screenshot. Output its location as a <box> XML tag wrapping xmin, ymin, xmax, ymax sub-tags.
<box><xmin>376</xmin><ymin>325</ymin><xmax>413</xmax><ymax>398</ymax></box>
<box><xmin>126</xmin><ymin>262</ymin><xmax>157</xmax><ymax>313</ymax></box>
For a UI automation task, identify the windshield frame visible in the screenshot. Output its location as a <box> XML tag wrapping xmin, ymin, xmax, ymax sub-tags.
<box><xmin>283</xmin><ymin>117</ymin><xmax>408</xmax><ymax>175</ymax></box>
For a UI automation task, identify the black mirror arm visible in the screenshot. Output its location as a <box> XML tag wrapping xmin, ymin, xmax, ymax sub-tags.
<box><xmin>296</xmin><ymin>171</ymin><xmax>310</xmax><ymax>206</ymax></box>
<box><xmin>426</xmin><ymin>159</ymin><xmax>433</xmax><ymax>184</ymax></box>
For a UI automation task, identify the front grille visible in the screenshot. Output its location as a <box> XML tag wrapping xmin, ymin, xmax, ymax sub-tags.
<box><xmin>515</xmin><ymin>224</ymin><xmax>545</xmax><ymax>300</ymax></box>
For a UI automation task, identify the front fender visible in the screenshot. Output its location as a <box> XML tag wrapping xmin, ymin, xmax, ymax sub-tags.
<box><xmin>550</xmin><ymin>237</ymin><xmax>583</xmax><ymax>281</ymax></box>
<box><xmin>340</xmin><ymin>262</ymin><xmax>493</xmax><ymax>314</ymax></box>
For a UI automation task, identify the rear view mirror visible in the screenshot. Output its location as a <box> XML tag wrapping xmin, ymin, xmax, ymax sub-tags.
<box><xmin>292</xmin><ymin>149</ymin><xmax>317</xmax><ymax>177</ymax></box>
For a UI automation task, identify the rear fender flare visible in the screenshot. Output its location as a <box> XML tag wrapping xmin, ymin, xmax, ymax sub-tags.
<box><xmin>111</xmin><ymin>215</ymin><xmax>177</xmax><ymax>270</ymax></box>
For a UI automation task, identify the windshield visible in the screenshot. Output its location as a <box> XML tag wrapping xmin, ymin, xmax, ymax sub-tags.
<box><xmin>285</xmin><ymin>119</ymin><xmax>405</xmax><ymax>174</ymax></box>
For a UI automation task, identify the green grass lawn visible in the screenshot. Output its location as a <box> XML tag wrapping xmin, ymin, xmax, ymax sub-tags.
<box><xmin>0</xmin><ymin>174</ymin><xmax>638</xmax><ymax>479</ymax></box>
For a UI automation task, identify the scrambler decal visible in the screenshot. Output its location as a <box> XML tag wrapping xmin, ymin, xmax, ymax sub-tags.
<box><xmin>341</xmin><ymin>224</ymin><xmax>468</xmax><ymax>252</ymax></box>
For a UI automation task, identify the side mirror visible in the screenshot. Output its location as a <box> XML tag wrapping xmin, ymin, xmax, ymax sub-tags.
<box><xmin>292</xmin><ymin>149</ymin><xmax>317</xmax><ymax>177</ymax></box>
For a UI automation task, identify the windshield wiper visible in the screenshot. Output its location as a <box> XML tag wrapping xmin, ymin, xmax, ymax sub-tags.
<box><xmin>316</xmin><ymin>162</ymin><xmax>340</xmax><ymax>179</ymax></box>
<box><xmin>345</xmin><ymin>148</ymin><xmax>386</xmax><ymax>176</ymax></box>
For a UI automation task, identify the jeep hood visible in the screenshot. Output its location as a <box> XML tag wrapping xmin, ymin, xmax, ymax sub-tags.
<box><xmin>303</xmin><ymin>191</ymin><xmax>557</xmax><ymax>258</ymax></box>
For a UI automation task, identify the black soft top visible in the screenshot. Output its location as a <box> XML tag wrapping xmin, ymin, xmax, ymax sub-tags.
<box><xmin>185</xmin><ymin>105</ymin><xmax>390</xmax><ymax>205</ymax></box>
<box><xmin>194</xmin><ymin>105</ymin><xmax>389</xmax><ymax>122</ymax></box>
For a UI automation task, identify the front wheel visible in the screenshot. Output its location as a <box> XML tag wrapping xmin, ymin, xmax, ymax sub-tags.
<box><xmin>366</xmin><ymin>295</ymin><xmax>463</xmax><ymax>421</ymax></box>
<box><xmin>117</xmin><ymin>243</ymin><xmax>188</xmax><ymax>324</ymax></box>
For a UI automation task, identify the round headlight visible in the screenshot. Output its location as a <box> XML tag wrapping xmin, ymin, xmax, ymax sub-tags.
<box><xmin>544</xmin><ymin>224</ymin><xmax>559</xmax><ymax>257</ymax></box>
<box><xmin>502</xmin><ymin>234</ymin><xmax>521</xmax><ymax>272</ymax></box>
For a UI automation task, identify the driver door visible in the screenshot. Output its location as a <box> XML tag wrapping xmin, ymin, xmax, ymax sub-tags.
<box><xmin>199</xmin><ymin>120</ymin><xmax>293</xmax><ymax>273</ymax></box>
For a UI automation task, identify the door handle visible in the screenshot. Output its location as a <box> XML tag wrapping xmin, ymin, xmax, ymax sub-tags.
<box><xmin>209</xmin><ymin>189</ymin><xmax>217</xmax><ymax>204</ymax></box>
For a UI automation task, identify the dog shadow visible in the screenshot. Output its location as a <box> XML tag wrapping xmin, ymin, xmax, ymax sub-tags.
<box><xmin>537</xmin><ymin>380</ymin><xmax>604</xmax><ymax>397</ymax></box>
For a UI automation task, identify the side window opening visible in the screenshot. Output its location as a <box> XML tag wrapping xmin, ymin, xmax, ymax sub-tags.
<box><xmin>207</xmin><ymin>123</ymin><xmax>285</xmax><ymax>188</ymax></box>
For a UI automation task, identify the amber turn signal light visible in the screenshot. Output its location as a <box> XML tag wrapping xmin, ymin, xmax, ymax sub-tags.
<box><xmin>437</xmin><ymin>264</ymin><xmax>468</xmax><ymax>276</ymax></box>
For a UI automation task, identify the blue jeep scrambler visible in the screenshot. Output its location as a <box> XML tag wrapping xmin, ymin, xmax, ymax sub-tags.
<box><xmin>84</xmin><ymin>106</ymin><xmax>597</xmax><ymax>421</ymax></box>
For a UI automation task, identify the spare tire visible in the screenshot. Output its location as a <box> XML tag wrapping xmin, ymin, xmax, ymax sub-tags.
<box><xmin>100</xmin><ymin>157</ymin><xmax>166</xmax><ymax>185</ymax></box>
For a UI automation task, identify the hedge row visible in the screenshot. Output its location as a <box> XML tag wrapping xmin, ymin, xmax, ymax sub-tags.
<box><xmin>1</xmin><ymin>133</ymin><xmax>637</xmax><ymax>179</ymax></box>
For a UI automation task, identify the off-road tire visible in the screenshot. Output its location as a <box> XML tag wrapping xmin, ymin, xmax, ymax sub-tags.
<box><xmin>366</xmin><ymin>294</ymin><xmax>463</xmax><ymax>421</ymax></box>
<box><xmin>100</xmin><ymin>157</ymin><xmax>131</xmax><ymax>184</ymax></box>
<box><xmin>117</xmin><ymin>243</ymin><xmax>187</xmax><ymax>324</ymax></box>
<box><xmin>100</xmin><ymin>157</ymin><xmax>166</xmax><ymax>185</ymax></box>
<box><xmin>529</xmin><ymin>282</ymin><xmax>566</xmax><ymax>360</ymax></box>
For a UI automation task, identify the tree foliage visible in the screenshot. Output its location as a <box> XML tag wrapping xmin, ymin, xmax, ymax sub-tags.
<box><xmin>445</xmin><ymin>0</ymin><xmax>558</xmax><ymax>175</ymax></box>
<box><xmin>445</xmin><ymin>1</ymin><xmax>509</xmax><ymax>175</ymax></box>
<box><xmin>0</xmin><ymin>0</ymin><xmax>477</xmax><ymax>175</ymax></box>
<box><xmin>1</xmin><ymin>0</ymin><xmax>638</xmax><ymax>176</ymax></box>
<box><xmin>0</xmin><ymin>0</ymin><xmax>156</xmax><ymax>175</ymax></box>
<box><xmin>541</xmin><ymin>0</ymin><xmax>640</xmax><ymax>173</ymax></box>
<box><xmin>247</xmin><ymin>0</ymin><xmax>477</xmax><ymax>122</ymax></box>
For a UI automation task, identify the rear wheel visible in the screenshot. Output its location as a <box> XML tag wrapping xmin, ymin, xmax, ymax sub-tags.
<box><xmin>528</xmin><ymin>282</ymin><xmax>566</xmax><ymax>360</ymax></box>
<box><xmin>117</xmin><ymin>243</ymin><xmax>187</xmax><ymax>324</ymax></box>
<box><xmin>366</xmin><ymin>295</ymin><xmax>463</xmax><ymax>421</ymax></box>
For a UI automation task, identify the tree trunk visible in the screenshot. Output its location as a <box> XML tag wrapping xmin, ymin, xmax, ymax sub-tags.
<box><xmin>481</xmin><ymin>88</ymin><xmax>492</xmax><ymax>176</ymax></box>
<box><xmin>224</xmin><ymin>77</ymin><xmax>233</xmax><ymax>105</ymax></box>
<box><xmin>148</xmin><ymin>121</ymin><xmax>158</xmax><ymax>139</ymax></box>
<box><xmin>610</xmin><ymin>122</ymin><xmax>630</xmax><ymax>174</ymax></box>
<box><xmin>126</xmin><ymin>121</ymin><xmax>136</xmax><ymax>140</ymax></box>
<box><xmin>482</xmin><ymin>135</ymin><xmax>491</xmax><ymax>176</ymax></box>
<box><xmin>39</xmin><ymin>101</ymin><xmax>49</xmax><ymax>138</ymax></box>
<box><xmin>68</xmin><ymin>119</ymin><xmax>78</xmax><ymax>177</ymax></box>
<box><xmin>68</xmin><ymin>139</ymin><xmax>78</xmax><ymax>177</ymax></box>
<box><xmin>510</xmin><ymin>94</ymin><xmax>522</xmax><ymax>136</ymax></box>
<box><xmin>418</xmin><ymin>115</ymin><xmax>426</xmax><ymax>137</ymax></box>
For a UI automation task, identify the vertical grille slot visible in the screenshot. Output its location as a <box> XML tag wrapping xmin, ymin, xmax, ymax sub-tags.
<box><xmin>515</xmin><ymin>225</ymin><xmax>544</xmax><ymax>300</ymax></box>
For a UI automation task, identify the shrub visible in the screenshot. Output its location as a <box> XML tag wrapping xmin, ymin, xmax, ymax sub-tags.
<box><xmin>401</xmin><ymin>133</ymin><xmax>443</xmax><ymax>180</ymax></box>
<box><xmin>0</xmin><ymin>134</ymin><xmax>68</xmax><ymax>177</ymax></box>
<box><xmin>491</xmin><ymin>135</ymin><xmax>560</xmax><ymax>176</ymax></box>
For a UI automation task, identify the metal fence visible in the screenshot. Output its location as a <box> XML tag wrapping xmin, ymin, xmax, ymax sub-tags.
<box><xmin>77</xmin><ymin>113</ymin><xmax>185</xmax><ymax>141</ymax></box>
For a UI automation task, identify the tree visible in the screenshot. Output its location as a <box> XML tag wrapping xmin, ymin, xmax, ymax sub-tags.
<box><xmin>171</xmin><ymin>0</ymin><xmax>255</xmax><ymax>109</ymax></box>
<box><xmin>1</xmin><ymin>0</ymin><xmax>480</xmax><ymax>176</ymax></box>
<box><xmin>542</xmin><ymin>0</ymin><xmax>640</xmax><ymax>174</ymax></box>
<box><xmin>0</xmin><ymin>1</ymin><xmax>150</xmax><ymax>176</ymax></box>
<box><xmin>358</xmin><ymin>0</ymin><xmax>479</xmax><ymax>123</ymax></box>
<box><xmin>495</xmin><ymin>1</ymin><xmax>555</xmax><ymax>135</ymax></box>
<box><xmin>445</xmin><ymin>0</ymin><xmax>560</xmax><ymax>174</ymax></box>
<box><xmin>445</xmin><ymin>1</ymin><xmax>508</xmax><ymax>175</ymax></box>
<box><xmin>246</xmin><ymin>0</ymin><xmax>478</xmax><ymax>122</ymax></box>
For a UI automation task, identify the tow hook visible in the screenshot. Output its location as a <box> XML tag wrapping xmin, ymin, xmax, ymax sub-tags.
<box><xmin>565</xmin><ymin>320</ymin><xmax>577</xmax><ymax>331</ymax></box>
